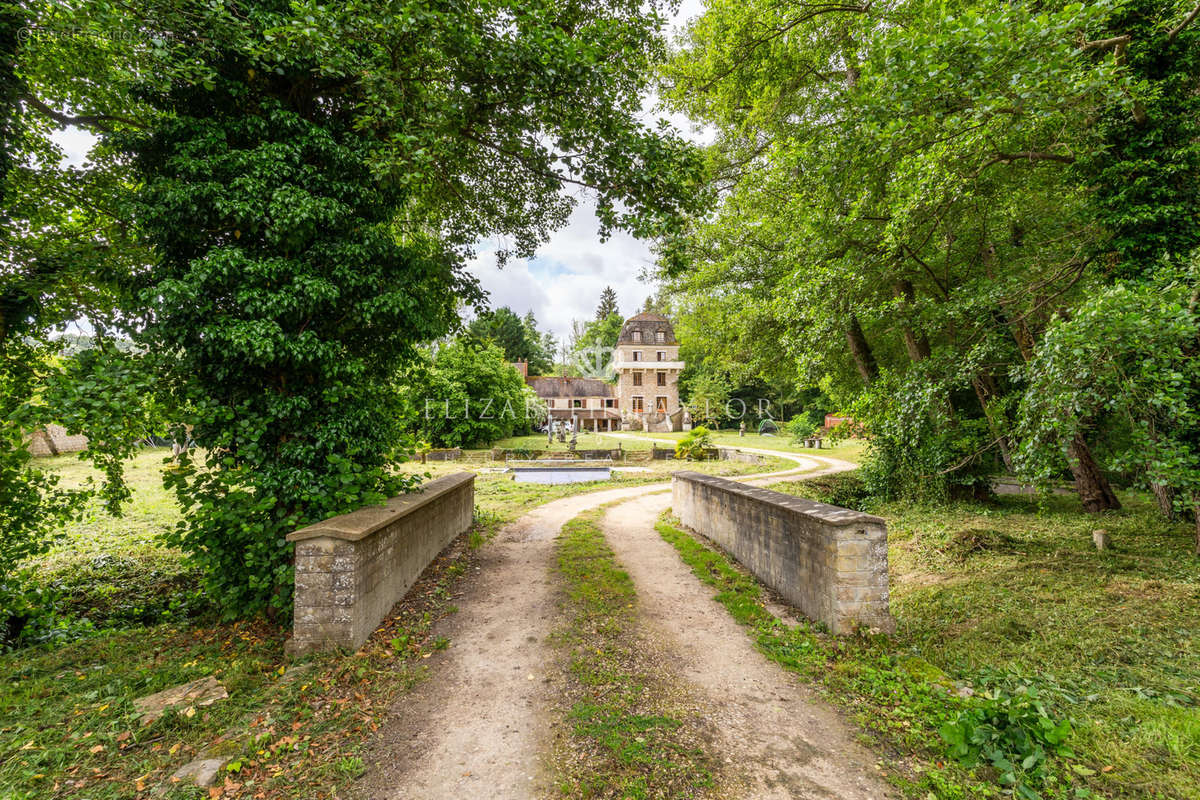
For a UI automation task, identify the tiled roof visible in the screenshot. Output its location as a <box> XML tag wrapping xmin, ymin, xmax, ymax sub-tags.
<box><xmin>526</xmin><ymin>376</ymin><xmax>615</xmax><ymax>398</ymax></box>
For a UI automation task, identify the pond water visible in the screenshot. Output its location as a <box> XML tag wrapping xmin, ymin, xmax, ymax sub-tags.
<box><xmin>511</xmin><ymin>467</ymin><xmax>612</xmax><ymax>484</ymax></box>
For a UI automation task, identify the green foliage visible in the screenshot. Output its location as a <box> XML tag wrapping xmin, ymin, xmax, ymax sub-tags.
<box><xmin>45</xmin><ymin>343</ymin><xmax>165</xmax><ymax>515</ymax></box>
<box><xmin>674</xmin><ymin>426</ymin><xmax>713</xmax><ymax>460</ymax></box>
<box><xmin>571</xmin><ymin>311</ymin><xmax>624</xmax><ymax>373</ymax></box>
<box><xmin>404</xmin><ymin>339</ymin><xmax>543</xmax><ymax>448</ymax></box>
<box><xmin>467</xmin><ymin>307</ymin><xmax>554</xmax><ymax>375</ymax></box>
<box><xmin>656</xmin><ymin>0</ymin><xmax>1200</xmax><ymax>511</ymax></box>
<box><xmin>595</xmin><ymin>285</ymin><xmax>620</xmax><ymax>321</ymax></box>
<box><xmin>855</xmin><ymin>374</ymin><xmax>996</xmax><ymax>504</ymax></box>
<box><xmin>680</xmin><ymin>367</ymin><xmax>731</xmax><ymax>427</ymax></box>
<box><xmin>784</xmin><ymin>416</ymin><xmax>818</xmax><ymax>443</ymax></box>
<box><xmin>1074</xmin><ymin>0</ymin><xmax>1200</xmax><ymax>279</ymax></box>
<box><xmin>1016</xmin><ymin>270</ymin><xmax>1200</xmax><ymax>526</ymax></box>
<box><xmin>940</xmin><ymin>683</ymin><xmax>1074</xmax><ymax>798</ymax></box>
<box><xmin>7</xmin><ymin>0</ymin><xmax>703</xmax><ymax>625</ymax></box>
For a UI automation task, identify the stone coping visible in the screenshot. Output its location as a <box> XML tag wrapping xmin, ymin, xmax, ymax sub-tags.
<box><xmin>672</xmin><ymin>471</ymin><xmax>885</xmax><ymax>527</ymax></box>
<box><xmin>286</xmin><ymin>472</ymin><xmax>475</xmax><ymax>543</ymax></box>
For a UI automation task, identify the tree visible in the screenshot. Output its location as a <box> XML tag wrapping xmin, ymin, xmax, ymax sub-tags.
<box><xmin>659</xmin><ymin>0</ymin><xmax>1137</xmax><ymax>506</ymax></box>
<box><xmin>1016</xmin><ymin>272</ymin><xmax>1200</xmax><ymax>550</ymax></box>
<box><xmin>571</xmin><ymin>311</ymin><xmax>624</xmax><ymax>376</ymax></box>
<box><xmin>596</xmin><ymin>286</ymin><xmax>619</xmax><ymax>320</ymax></box>
<box><xmin>468</xmin><ymin>307</ymin><xmax>553</xmax><ymax>375</ymax></box>
<box><xmin>404</xmin><ymin>340</ymin><xmax>544</xmax><ymax>448</ymax></box>
<box><xmin>682</xmin><ymin>368</ymin><xmax>732</xmax><ymax>429</ymax></box>
<box><xmin>11</xmin><ymin>0</ymin><xmax>702</xmax><ymax>618</ymax></box>
<box><xmin>523</xmin><ymin>311</ymin><xmax>557</xmax><ymax>376</ymax></box>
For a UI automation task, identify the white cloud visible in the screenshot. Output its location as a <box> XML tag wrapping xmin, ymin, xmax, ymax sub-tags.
<box><xmin>466</xmin><ymin>198</ymin><xmax>659</xmax><ymax>344</ymax></box>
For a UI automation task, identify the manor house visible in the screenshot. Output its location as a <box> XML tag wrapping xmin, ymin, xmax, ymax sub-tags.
<box><xmin>516</xmin><ymin>312</ymin><xmax>686</xmax><ymax>433</ymax></box>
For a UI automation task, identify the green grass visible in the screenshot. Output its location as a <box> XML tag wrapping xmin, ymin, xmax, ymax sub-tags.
<box><xmin>552</xmin><ymin>510</ymin><xmax>719</xmax><ymax>799</ymax></box>
<box><xmin>25</xmin><ymin>449</ymin><xmax>202</xmax><ymax>630</ymax></box>
<box><xmin>0</xmin><ymin>520</ymin><xmax>479</xmax><ymax>800</ymax></box>
<box><xmin>656</xmin><ymin>482</ymin><xmax>1200</xmax><ymax>800</ymax></box>
<box><xmin>608</xmin><ymin>430</ymin><xmax>867</xmax><ymax>462</ymax></box>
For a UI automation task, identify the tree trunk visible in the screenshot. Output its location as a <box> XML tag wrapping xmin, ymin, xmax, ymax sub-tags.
<box><xmin>971</xmin><ymin>374</ymin><xmax>1014</xmax><ymax>473</ymax></box>
<box><xmin>1151</xmin><ymin>482</ymin><xmax>1178</xmax><ymax>520</ymax></box>
<box><xmin>1193</xmin><ymin>498</ymin><xmax>1199</xmax><ymax>557</ymax></box>
<box><xmin>845</xmin><ymin>313</ymin><xmax>879</xmax><ymax>386</ymax></box>
<box><xmin>892</xmin><ymin>279</ymin><xmax>931</xmax><ymax>362</ymax></box>
<box><xmin>1066</xmin><ymin>435</ymin><xmax>1121</xmax><ymax>512</ymax></box>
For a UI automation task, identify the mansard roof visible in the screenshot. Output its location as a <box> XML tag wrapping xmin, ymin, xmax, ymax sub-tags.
<box><xmin>617</xmin><ymin>312</ymin><xmax>677</xmax><ymax>345</ymax></box>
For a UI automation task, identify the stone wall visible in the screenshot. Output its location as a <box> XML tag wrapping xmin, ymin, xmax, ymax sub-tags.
<box><xmin>27</xmin><ymin>424</ymin><xmax>89</xmax><ymax>457</ymax></box>
<box><xmin>714</xmin><ymin>447</ymin><xmax>764</xmax><ymax>464</ymax></box>
<box><xmin>672</xmin><ymin>472</ymin><xmax>893</xmax><ymax>634</ymax></box>
<box><xmin>287</xmin><ymin>472</ymin><xmax>475</xmax><ymax>654</ymax></box>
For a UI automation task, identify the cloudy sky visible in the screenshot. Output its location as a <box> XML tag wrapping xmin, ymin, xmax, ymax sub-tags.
<box><xmin>55</xmin><ymin>0</ymin><xmax>708</xmax><ymax>344</ymax></box>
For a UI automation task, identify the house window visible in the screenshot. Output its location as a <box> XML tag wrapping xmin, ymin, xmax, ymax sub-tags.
<box><xmin>656</xmin><ymin>396</ymin><xmax>668</xmax><ymax>413</ymax></box>
<box><xmin>605</xmin><ymin>398</ymin><xmax>615</xmax><ymax>408</ymax></box>
<box><xmin>632</xmin><ymin>351</ymin><xmax>642</xmax><ymax>362</ymax></box>
<box><xmin>631</xmin><ymin>330</ymin><xmax>642</xmax><ymax>342</ymax></box>
<box><xmin>632</xmin><ymin>373</ymin><xmax>642</xmax><ymax>387</ymax></box>
<box><xmin>572</xmin><ymin>398</ymin><xmax>583</xmax><ymax>409</ymax></box>
<box><xmin>655</xmin><ymin>330</ymin><xmax>665</xmax><ymax>343</ymax></box>
<box><xmin>656</xmin><ymin>351</ymin><xmax>666</xmax><ymax>362</ymax></box>
<box><xmin>657</xmin><ymin>371</ymin><xmax>667</xmax><ymax>387</ymax></box>
<box><xmin>631</xmin><ymin>396</ymin><xmax>644</xmax><ymax>413</ymax></box>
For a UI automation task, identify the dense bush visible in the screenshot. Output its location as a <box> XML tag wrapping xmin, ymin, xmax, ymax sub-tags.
<box><xmin>784</xmin><ymin>416</ymin><xmax>818</xmax><ymax>442</ymax></box>
<box><xmin>674</xmin><ymin>426</ymin><xmax>713</xmax><ymax>460</ymax></box>
<box><xmin>403</xmin><ymin>340</ymin><xmax>545</xmax><ymax>448</ymax></box>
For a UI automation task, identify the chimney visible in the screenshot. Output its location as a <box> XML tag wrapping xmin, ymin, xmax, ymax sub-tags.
<box><xmin>513</xmin><ymin>361</ymin><xmax>528</xmax><ymax>379</ymax></box>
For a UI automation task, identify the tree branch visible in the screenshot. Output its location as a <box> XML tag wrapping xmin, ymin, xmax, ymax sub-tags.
<box><xmin>21</xmin><ymin>94</ymin><xmax>145</xmax><ymax>132</ymax></box>
<box><xmin>973</xmin><ymin>151</ymin><xmax>1075</xmax><ymax>178</ymax></box>
<box><xmin>1169</xmin><ymin>2</ymin><xmax>1200</xmax><ymax>42</ymax></box>
<box><xmin>1080</xmin><ymin>34</ymin><xmax>1130</xmax><ymax>50</ymax></box>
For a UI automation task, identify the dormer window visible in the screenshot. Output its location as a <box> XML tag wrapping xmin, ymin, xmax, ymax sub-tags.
<box><xmin>655</xmin><ymin>330</ymin><xmax>665</xmax><ymax>343</ymax></box>
<box><xmin>631</xmin><ymin>330</ymin><xmax>642</xmax><ymax>343</ymax></box>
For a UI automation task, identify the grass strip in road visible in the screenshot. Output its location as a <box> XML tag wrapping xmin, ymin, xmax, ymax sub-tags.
<box><xmin>551</xmin><ymin>509</ymin><xmax>720</xmax><ymax>800</ymax></box>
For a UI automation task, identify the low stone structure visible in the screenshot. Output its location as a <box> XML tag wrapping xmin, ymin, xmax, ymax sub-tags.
<box><xmin>425</xmin><ymin>448</ymin><xmax>461</xmax><ymax>462</ymax></box>
<box><xmin>672</xmin><ymin>472</ymin><xmax>894</xmax><ymax>634</ymax></box>
<box><xmin>27</xmin><ymin>424</ymin><xmax>89</xmax><ymax>457</ymax></box>
<box><xmin>286</xmin><ymin>472</ymin><xmax>475</xmax><ymax>653</ymax></box>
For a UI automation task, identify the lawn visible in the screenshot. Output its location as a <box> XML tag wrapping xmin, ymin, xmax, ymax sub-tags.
<box><xmin>657</xmin><ymin>474</ymin><xmax>1200</xmax><ymax>800</ymax></box>
<box><xmin>603</xmin><ymin>429</ymin><xmax>867</xmax><ymax>462</ymax></box>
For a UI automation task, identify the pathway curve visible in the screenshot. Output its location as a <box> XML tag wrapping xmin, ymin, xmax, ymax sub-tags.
<box><xmin>357</xmin><ymin>445</ymin><xmax>881</xmax><ymax>800</ymax></box>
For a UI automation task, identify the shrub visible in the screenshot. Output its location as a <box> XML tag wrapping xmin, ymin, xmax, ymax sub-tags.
<box><xmin>784</xmin><ymin>416</ymin><xmax>818</xmax><ymax>442</ymax></box>
<box><xmin>674</xmin><ymin>426</ymin><xmax>713</xmax><ymax>460</ymax></box>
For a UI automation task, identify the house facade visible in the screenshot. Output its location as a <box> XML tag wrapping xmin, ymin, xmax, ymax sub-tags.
<box><xmin>518</xmin><ymin>311</ymin><xmax>687</xmax><ymax>433</ymax></box>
